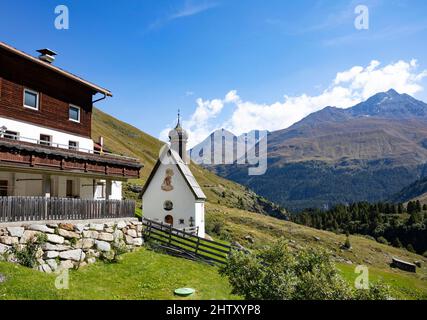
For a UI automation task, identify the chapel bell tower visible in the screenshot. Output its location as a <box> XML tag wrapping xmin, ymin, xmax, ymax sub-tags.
<box><xmin>168</xmin><ymin>110</ymin><xmax>189</xmax><ymax>164</ymax></box>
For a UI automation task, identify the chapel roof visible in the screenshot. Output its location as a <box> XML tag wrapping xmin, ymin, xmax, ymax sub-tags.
<box><xmin>141</xmin><ymin>147</ymin><xmax>206</xmax><ymax>200</ymax></box>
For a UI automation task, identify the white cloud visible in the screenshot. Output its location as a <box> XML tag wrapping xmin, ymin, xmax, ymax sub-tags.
<box><xmin>159</xmin><ymin>96</ymin><xmax>225</xmax><ymax>146</ymax></box>
<box><xmin>224</xmin><ymin>90</ymin><xmax>240</xmax><ymax>103</ymax></box>
<box><xmin>160</xmin><ymin>59</ymin><xmax>427</xmax><ymax>147</ymax></box>
<box><xmin>170</xmin><ymin>1</ymin><xmax>218</xmax><ymax>19</ymax></box>
<box><xmin>148</xmin><ymin>0</ymin><xmax>218</xmax><ymax>31</ymax></box>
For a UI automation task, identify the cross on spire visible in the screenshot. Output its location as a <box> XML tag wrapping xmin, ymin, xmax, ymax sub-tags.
<box><xmin>175</xmin><ymin>108</ymin><xmax>182</xmax><ymax>129</ymax></box>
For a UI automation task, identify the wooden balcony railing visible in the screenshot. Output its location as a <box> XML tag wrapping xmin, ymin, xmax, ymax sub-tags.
<box><xmin>0</xmin><ymin>197</ymin><xmax>136</xmax><ymax>223</ymax></box>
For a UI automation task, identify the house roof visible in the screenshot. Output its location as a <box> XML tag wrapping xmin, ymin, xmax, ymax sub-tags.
<box><xmin>0</xmin><ymin>42</ymin><xmax>112</xmax><ymax>97</ymax></box>
<box><xmin>141</xmin><ymin>147</ymin><xmax>206</xmax><ymax>200</ymax></box>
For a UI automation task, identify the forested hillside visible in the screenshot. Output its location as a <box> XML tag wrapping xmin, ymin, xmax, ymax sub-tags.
<box><xmin>292</xmin><ymin>201</ymin><xmax>427</xmax><ymax>255</ymax></box>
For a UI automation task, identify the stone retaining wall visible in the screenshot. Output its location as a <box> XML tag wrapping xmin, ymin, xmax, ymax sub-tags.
<box><xmin>0</xmin><ymin>218</ymin><xmax>143</xmax><ymax>273</ymax></box>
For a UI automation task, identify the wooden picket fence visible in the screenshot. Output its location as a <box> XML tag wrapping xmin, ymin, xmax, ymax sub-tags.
<box><xmin>0</xmin><ymin>196</ymin><xmax>136</xmax><ymax>223</ymax></box>
<box><xmin>142</xmin><ymin>218</ymin><xmax>232</xmax><ymax>265</ymax></box>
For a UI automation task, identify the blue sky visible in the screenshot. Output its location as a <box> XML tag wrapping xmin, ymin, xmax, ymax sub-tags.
<box><xmin>1</xmin><ymin>0</ymin><xmax>427</xmax><ymax>146</ymax></box>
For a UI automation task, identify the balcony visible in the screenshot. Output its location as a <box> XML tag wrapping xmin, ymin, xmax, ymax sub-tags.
<box><xmin>0</xmin><ymin>133</ymin><xmax>142</xmax><ymax>179</ymax></box>
<box><xmin>0</xmin><ymin>131</ymin><xmax>136</xmax><ymax>160</ymax></box>
<box><xmin>0</xmin><ymin>196</ymin><xmax>136</xmax><ymax>223</ymax></box>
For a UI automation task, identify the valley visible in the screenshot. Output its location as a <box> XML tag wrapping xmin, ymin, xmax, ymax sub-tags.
<box><xmin>197</xmin><ymin>90</ymin><xmax>427</xmax><ymax>211</ymax></box>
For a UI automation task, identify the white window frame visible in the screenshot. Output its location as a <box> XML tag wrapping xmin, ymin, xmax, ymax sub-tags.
<box><xmin>68</xmin><ymin>140</ymin><xmax>79</xmax><ymax>150</ymax></box>
<box><xmin>69</xmin><ymin>105</ymin><xmax>81</xmax><ymax>123</ymax></box>
<box><xmin>23</xmin><ymin>88</ymin><xmax>39</xmax><ymax>110</ymax></box>
<box><xmin>3</xmin><ymin>130</ymin><xmax>19</xmax><ymax>140</ymax></box>
<box><xmin>39</xmin><ymin>134</ymin><xmax>52</xmax><ymax>146</ymax></box>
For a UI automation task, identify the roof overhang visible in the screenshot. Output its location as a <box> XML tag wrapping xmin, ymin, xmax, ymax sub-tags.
<box><xmin>0</xmin><ymin>138</ymin><xmax>142</xmax><ymax>179</ymax></box>
<box><xmin>141</xmin><ymin>147</ymin><xmax>207</xmax><ymax>200</ymax></box>
<box><xmin>0</xmin><ymin>42</ymin><xmax>112</xmax><ymax>97</ymax></box>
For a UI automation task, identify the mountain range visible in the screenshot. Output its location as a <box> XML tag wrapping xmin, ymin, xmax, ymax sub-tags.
<box><xmin>194</xmin><ymin>89</ymin><xmax>427</xmax><ymax>211</ymax></box>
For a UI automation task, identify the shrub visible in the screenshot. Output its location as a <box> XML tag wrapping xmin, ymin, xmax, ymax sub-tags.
<box><xmin>343</xmin><ymin>235</ymin><xmax>352</xmax><ymax>250</ymax></box>
<box><xmin>101</xmin><ymin>242</ymin><xmax>128</xmax><ymax>263</ymax></box>
<box><xmin>69</xmin><ymin>237</ymin><xmax>78</xmax><ymax>246</ymax></box>
<box><xmin>354</xmin><ymin>282</ymin><xmax>392</xmax><ymax>300</ymax></box>
<box><xmin>220</xmin><ymin>239</ymin><xmax>391</xmax><ymax>300</ymax></box>
<box><xmin>7</xmin><ymin>233</ymin><xmax>47</xmax><ymax>268</ymax></box>
<box><xmin>361</xmin><ymin>234</ymin><xmax>376</xmax><ymax>241</ymax></box>
<box><xmin>376</xmin><ymin>237</ymin><xmax>389</xmax><ymax>245</ymax></box>
<box><xmin>212</xmin><ymin>222</ymin><xmax>223</xmax><ymax>235</ymax></box>
<box><xmin>205</xmin><ymin>218</ymin><xmax>225</xmax><ymax>237</ymax></box>
<box><xmin>406</xmin><ymin>244</ymin><xmax>416</xmax><ymax>253</ymax></box>
<box><xmin>393</xmin><ymin>238</ymin><xmax>403</xmax><ymax>248</ymax></box>
<box><xmin>219</xmin><ymin>231</ymin><xmax>232</xmax><ymax>242</ymax></box>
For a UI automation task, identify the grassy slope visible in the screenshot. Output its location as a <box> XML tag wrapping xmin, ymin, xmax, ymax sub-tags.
<box><xmin>92</xmin><ymin>107</ymin><xmax>427</xmax><ymax>299</ymax></box>
<box><xmin>0</xmin><ymin>248</ymin><xmax>237</xmax><ymax>300</ymax></box>
<box><xmin>206</xmin><ymin>204</ymin><xmax>427</xmax><ymax>299</ymax></box>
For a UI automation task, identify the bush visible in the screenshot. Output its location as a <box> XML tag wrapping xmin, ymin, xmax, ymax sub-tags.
<box><xmin>220</xmin><ymin>239</ymin><xmax>391</xmax><ymax>300</ymax></box>
<box><xmin>101</xmin><ymin>242</ymin><xmax>128</xmax><ymax>263</ymax></box>
<box><xmin>343</xmin><ymin>235</ymin><xmax>352</xmax><ymax>250</ymax></box>
<box><xmin>205</xmin><ymin>218</ymin><xmax>229</xmax><ymax>240</ymax></box>
<box><xmin>212</xmin><ymin>222</ymin><xmax>223</xmax><ymax>235</ymax></box>
<box><xmin>7</xmin><ymin>233</ymin><xmax>47</xmax><ymax>268</ymax></box>
<box><xmin>376</xmin><ymin>237</ymin><xmax>389</xmax><ymax>245</ymax></box>
<box><xmin>354</xmin><ymin>282</ymin><xmax>392</xmax><ymax>300</ymax></box>
<box><xmin>392</xmin><ymin>238</ymin><xmax>403</xmax><ymax>248</ymax></box>
<box><xmin>361</xmin><ymin>234</ymin><xmax>376</xmax><ymax>241</ymax></box>
<box><xmin>406</xmin><ymin>244</ymin><xmax>416</xmax><ymax>253</ymax></box>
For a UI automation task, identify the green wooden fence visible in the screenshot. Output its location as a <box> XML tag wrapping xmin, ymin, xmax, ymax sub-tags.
<box><xmin>142</xmin><ymin>218</ymin><xmax>232</xmax><ymax>265</ymax></box>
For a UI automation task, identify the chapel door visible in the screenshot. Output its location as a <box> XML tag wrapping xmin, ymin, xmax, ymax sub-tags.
<box><xmin>165</xmin><ymin>215</ymin><xmax>174</xmax><ymax>225</ymax></box>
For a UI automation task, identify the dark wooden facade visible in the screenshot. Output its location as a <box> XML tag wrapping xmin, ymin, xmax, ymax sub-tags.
<box><xmin>0</xmin><ymin>138</ymin><xmax>141</xmax><ymax>179</ymax></box>
<box><xmin>391</xmin><ymin>258</ymin><xmax>417</xmax><ymax>273</ymax></box>
<box><xmin>0</xmin><ymin>45</ymin><xmax>93</xmax><ymax>138</ymax></box>
<box><xmin>0</xmin><ymin>42</ymin><xmax>142</xmax><ymax>180</ymax></box>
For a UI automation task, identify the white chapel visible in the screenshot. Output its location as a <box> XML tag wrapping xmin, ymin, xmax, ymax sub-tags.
<box><xmin>141</xmin><ymin>115</ymin><xmax>206</xmax><ymax>237</ymax></box>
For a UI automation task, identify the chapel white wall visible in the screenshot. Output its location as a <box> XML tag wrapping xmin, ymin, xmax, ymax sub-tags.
<box><xmin>195</xmin><ymin>201</ymin><xmax>205</xmax><ymax>237</ymax></box>
<box><xmin>142</xmin><ymin>162</ymin><xmax>197</xmax><ymax>230</ymax></box>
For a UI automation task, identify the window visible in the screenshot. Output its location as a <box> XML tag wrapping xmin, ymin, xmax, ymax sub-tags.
<box><xmin>69</xmin><ymin>105</ymin><xmax>80</xmax><ymax>123</ymax></box>
<box><xmin>66</xmin><ymin>180</ymin><xmax>74</xmax><ymax>197</ymax></box>
<box><xmin>179</xmin><ymin>219</ymin><xmax>185</xmax><ymax>225</ymax></box>
<box><xmin>39</xmin><ymin>134</ymin><xmax>51</xmax><ymax>146</ymax></box>
<box><xmin>0</xmin><ymin>180</ymin><xmax>8</xmax><ymax>197</ymax></box>
<box><xmin>68</xmin><ymin>140</ymin><xmax>78</xmax><ymax>150</ymax></box>
<box><xmin>95</xmin><ymin>181</ymin><xmax>106</xmax><ymax>199</ymax></box>
<box><xmin>163</xmin><ymin>200</ymin><xmax>173</xmax><ymax>211</ymax></box>
<box><xmin>3</xmin><ymin>130</ymin><xmax>18</xmax><ymax>140</ymax></box>
<box><xmin>23</xmin><ymin>88</ymin><xmax>39</xmax><ymax>110</ymax></box>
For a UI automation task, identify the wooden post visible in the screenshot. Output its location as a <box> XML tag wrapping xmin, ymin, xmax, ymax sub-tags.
<box><xmin>195</xmin><ymin>236</ymin><xmax>200</xmax><ymax>255</ymax></box>
<box><xmin>168</xmin><ymin>224</ymin><xmax>173</xmax><ymax>244</ymax></box>
<box><xmin>106</xmin><ymin>180</ymin><xmax>112</xmax><ymax>200</ymax></box>
<box><xmin>42</xmin><ymin>174</ymin><xmax>51</xmax><ymax>220</ymax></box>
